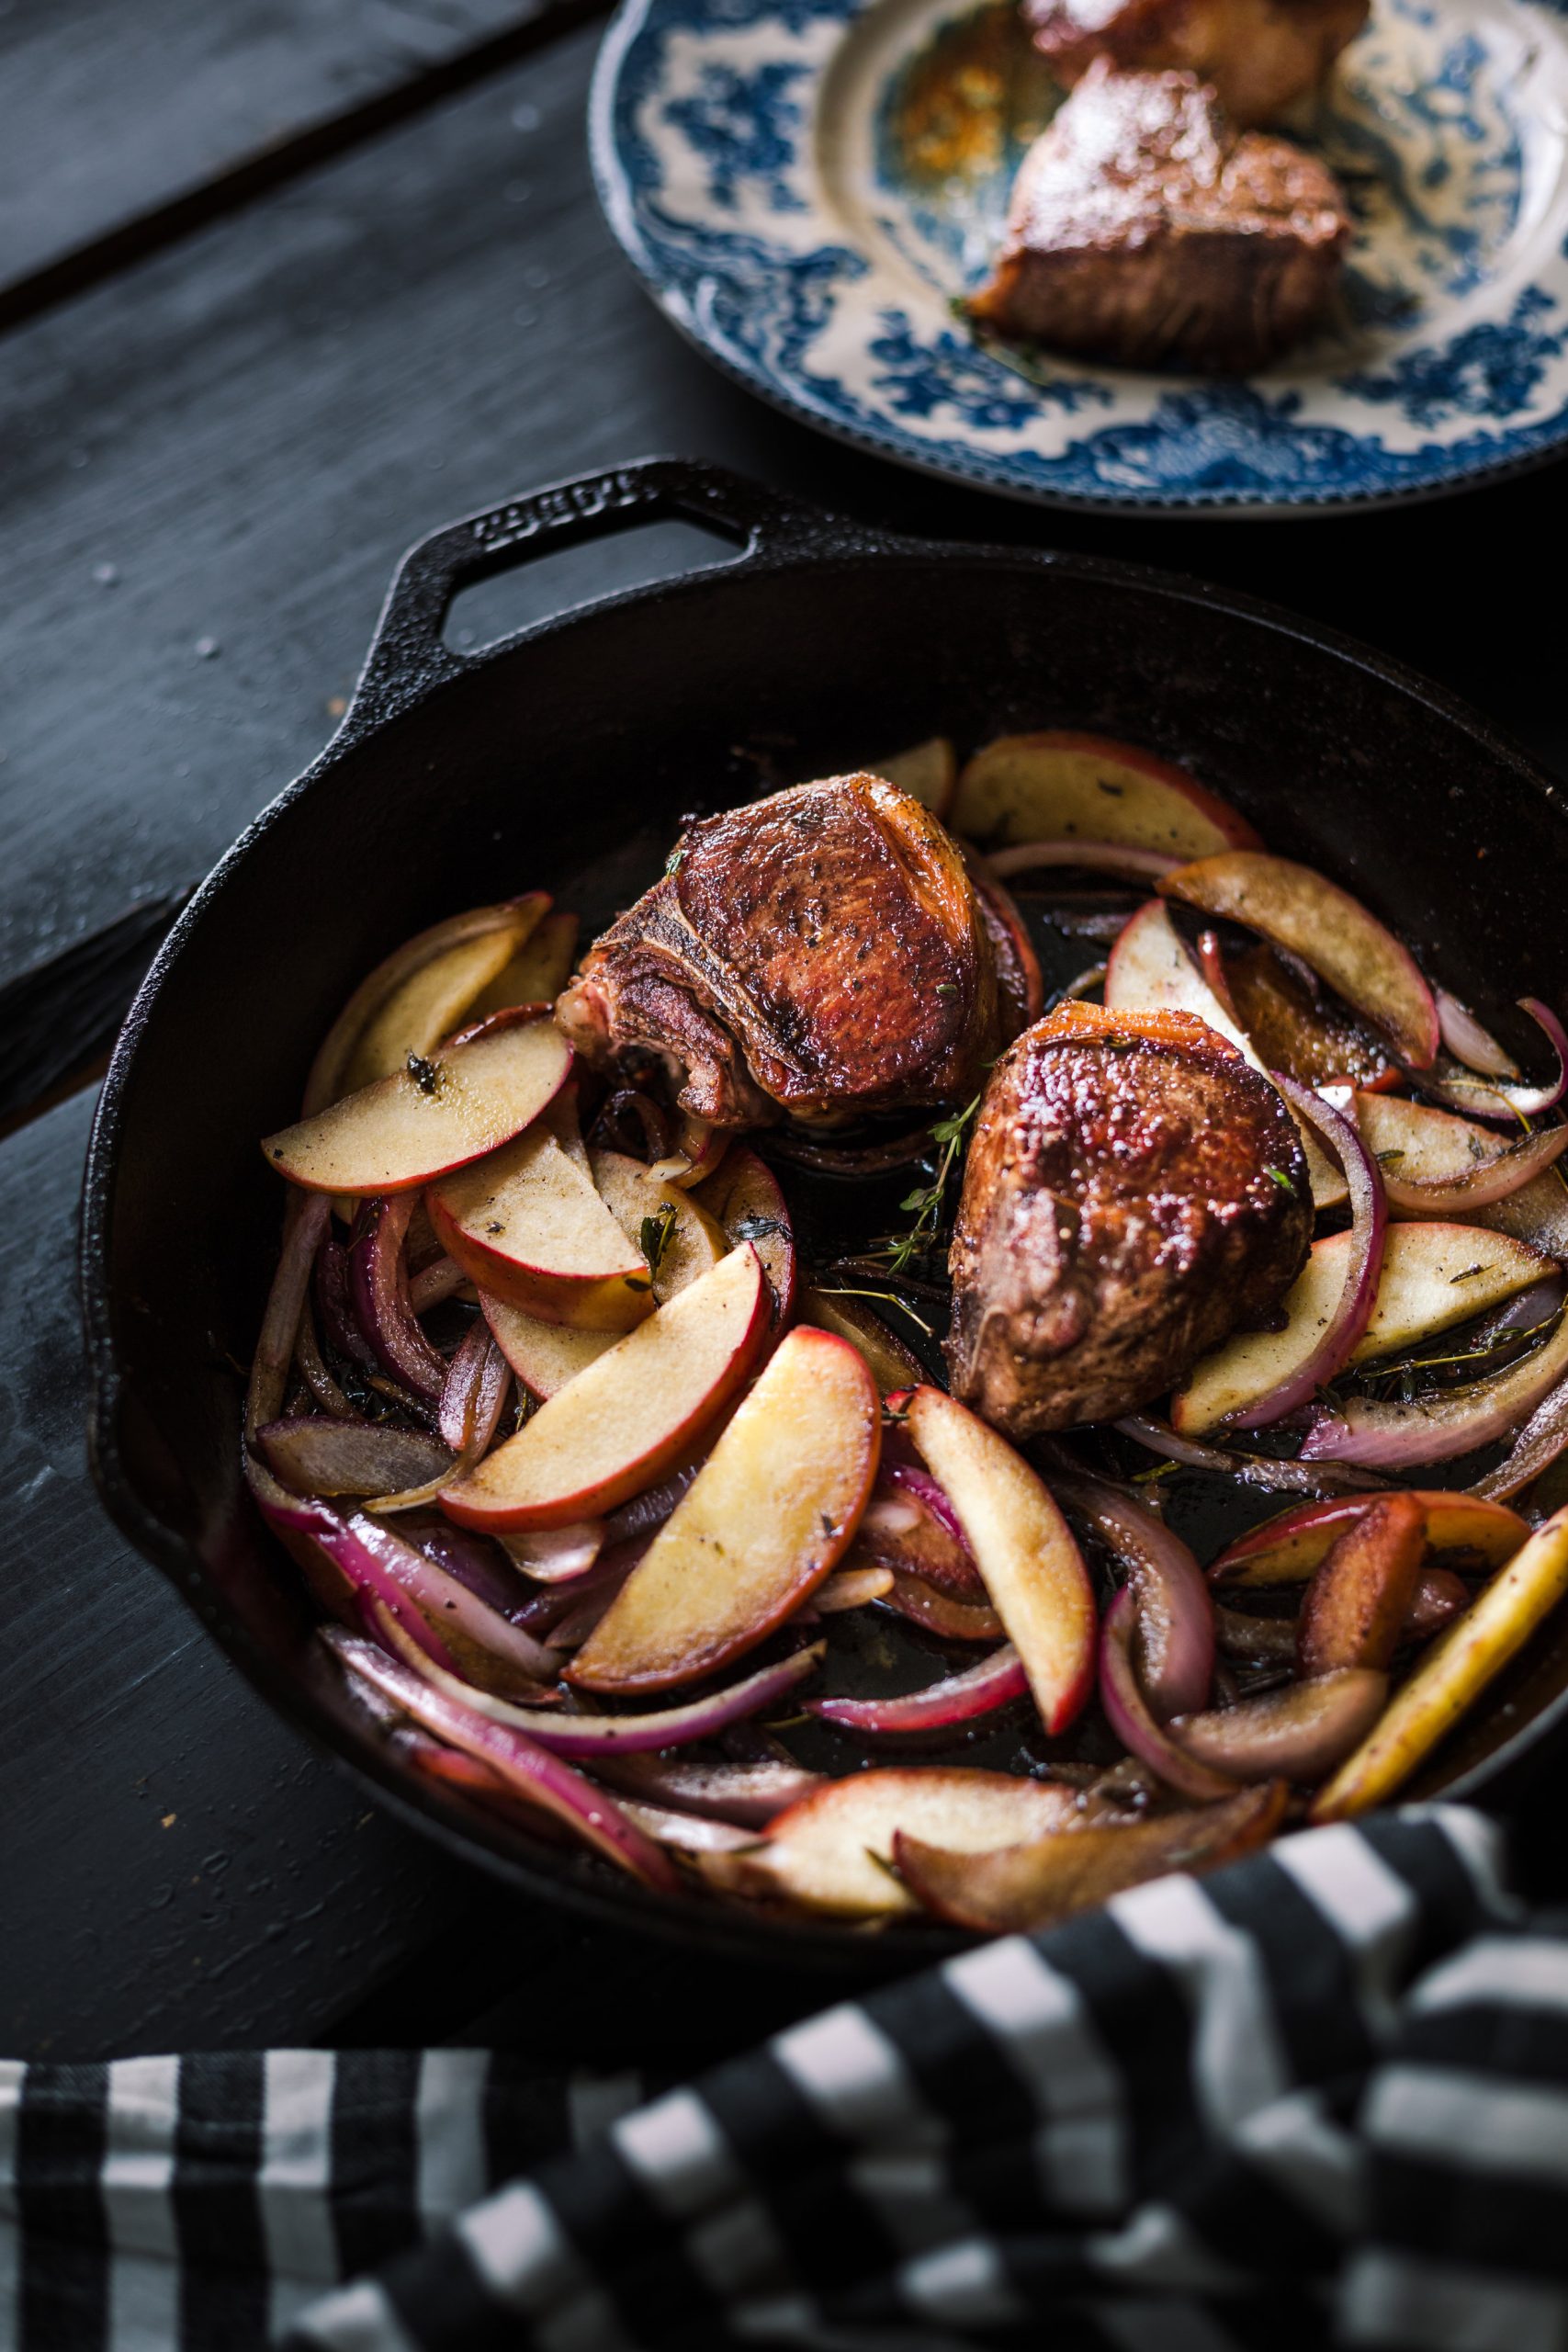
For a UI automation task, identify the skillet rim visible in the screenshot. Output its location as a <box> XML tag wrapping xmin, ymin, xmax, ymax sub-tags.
<box><xmin>78</xmin><ymin>456</ymin><xmax>1568</xmax><ymax>1968</ymax></box>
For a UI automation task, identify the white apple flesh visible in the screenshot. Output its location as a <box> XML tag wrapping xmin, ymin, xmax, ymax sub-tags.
<box><xmin>953</xmin><ymin>732</ymin><xmax>1258</xmax><ymax>859</ymax></box>
<box><xmin>904</xmin><ymin>1386</ymin><xmax>1097</xmax><ymax>1735</ymax></box>
<box><xmin>262</xmin><ymin>1010</ymin><xmax>571</xmax><ymax>1196</ymax></box>
<box><xmin>1159</xmin><ymin>851</ymin><xmax>1439</xmax><ymax>1069</ymax></box>
<box><xmin>700</xmin><ymin>1768</ymin><xmax>1082</xmax><ymax>1917</ymax></box>
<box><xmin>429</xmin><ymin>1129</ymin><xmax>651</xmax><ymax>1328</ymax></box>
<box><xmin>439</xmin><ymin>1243</ymin><xmax>768</xmax><ymax>1529</ymax></box>
<box><xmin>591</xmin><ymin>1148</ymin><xmax>727</xmax><ymax>1305</ymax></box>
<box><xmin>340</xmin><ymin>899</ymin><xmax>547</xmax><ymax>1096</ymax></box>
<box><xmin>1172</xmin><ymin>1222</ymin><xmax>1552</xmax><ymax>1435</ymax></box>
<box><xmin>567</xmin><ymin>1325</ymin><xmax>881</xmax><ymax>1693</ymax></box>
<box><xmin>871</xmin><ymin>737</ymin><xmax>957</xmax><ymax>819</ymax></box>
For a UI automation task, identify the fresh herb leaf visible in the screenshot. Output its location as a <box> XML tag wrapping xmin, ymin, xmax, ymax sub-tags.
<box><xmin>1266</xmin><ymin>1167</ymin><xmax>1294</xmax><ymax>1193</ymax></box>
<box><xmin>638</xmin><ymin>1203</ymin><xmax>679</xmax><ymax>1283</ymax></box>
<box><xmin>873</xmin><ymin>1092</ymin><xmax>983</xmax><ymax>1278</ymax></box>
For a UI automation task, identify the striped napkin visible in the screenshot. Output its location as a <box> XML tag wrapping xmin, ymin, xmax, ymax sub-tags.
<box><xmin>3</xmin><ymin>1805</ymin><xmax>1562</xmax><ymax>2352</ymax></box>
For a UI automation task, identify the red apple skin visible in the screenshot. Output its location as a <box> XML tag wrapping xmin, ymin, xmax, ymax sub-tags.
<box><xmin>437</xmin><ymin>1247</ymin><xmax>771</xmax><ymax>1531</ymax></box>
<box><xmin>955</xmin><ymin>732</ymin><xmax>1262</xmax><ymax>857</ymax></box>
<box><xmin>565</xmin><ymin>1327</ymin><xmax>881</xmax><ymax>1694</ymax></box>
<box><xmin>694</xmin><ymin>1145</ymin><xmax>797</xmax><ymax>1331</ymax></box>
<box><xmin>424</xmin><ymin>1155</ymin><xmax>651</xmax><ymax>1328</ymax></box>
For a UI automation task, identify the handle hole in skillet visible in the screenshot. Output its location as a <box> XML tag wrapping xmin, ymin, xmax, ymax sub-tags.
<box><xmin>442</xmin><ymin>517</ymin><xmax>745</xmax><ymax>655</ymax></box>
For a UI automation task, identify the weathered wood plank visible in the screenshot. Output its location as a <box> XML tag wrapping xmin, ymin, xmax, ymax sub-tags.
<box><xmin>0</xmin><ymin>0</ymin><xmax>569</xmax><ymax>312</ymax></box>
<box><xmin>0</xmin><ymin>1087</ymin><xmax>533</xmax><ymax>2059</ymax></box>
<box><xmin>3</xmin><ymin>17</ymin><xmax>1565</xmax><ymax>1065</ymax></box>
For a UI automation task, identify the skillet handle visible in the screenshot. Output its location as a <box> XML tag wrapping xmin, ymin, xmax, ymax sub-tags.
<box><xmin>343</xmin><ymin>458</ymin><xmax>850</xmax><ymax>734</ymax></box>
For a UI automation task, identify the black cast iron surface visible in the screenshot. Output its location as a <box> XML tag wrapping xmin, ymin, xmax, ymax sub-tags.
<box><xmin>3</xmin><ymin>0</ymin><xmax>1563</xmax><ymax>2060</ymax></box>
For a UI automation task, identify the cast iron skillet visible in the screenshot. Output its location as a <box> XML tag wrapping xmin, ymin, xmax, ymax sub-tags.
<box><xmin>82</xmin><ymin>457</ymin><xmax>1568</xmax><ymax>1970</ymax></box>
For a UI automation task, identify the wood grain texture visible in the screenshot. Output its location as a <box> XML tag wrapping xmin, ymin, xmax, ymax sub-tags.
<box><xmin>0</xmin><ymin>1087</ymin><xmax>520</xmax><ymax>2059</ymax></box>
<box><xmin>3</xmin><ymin>18</ymin><xmax>1566</xmax><ymax>1053</ymax></box>
<box><xmin>0</xmin><ymin>0</ymin><xmax>563</xmax><ymax>308</ymax></box>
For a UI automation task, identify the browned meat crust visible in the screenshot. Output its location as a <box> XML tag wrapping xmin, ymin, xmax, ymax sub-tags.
<box><xmin>1024</xmin><ymin>0</ymin><xmax>1369</xmax><ymax>128</ymax></box>
<box><xmin>558</xmin><ymin>775</ymin><xmax>1003</xmax><ymax>1127</ymax></box>
<box><xmin>967</xmin><ymin>62</ymin><xmax>1351</xmax><ymax>371</ymax></box>
<box><xmin>946</xmin><ymin>1000</ymin><xmax>1311</xmax><ymax>1431</ymax></box>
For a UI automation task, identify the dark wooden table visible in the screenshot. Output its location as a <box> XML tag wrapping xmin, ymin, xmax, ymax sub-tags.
<box><xmin>5</xmin><ymin>0</ymin><xmax>1565</xmax><ymax>2066</ymax></box>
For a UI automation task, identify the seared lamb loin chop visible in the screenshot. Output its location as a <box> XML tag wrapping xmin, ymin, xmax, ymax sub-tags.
<box><xmin>967</xmin><ymin>61</ymin><xmax>1351</xmax><ymax>371</ymax></box>
<box><xmin>1024</xmin><ymin>0</ymin><xmax>1368</xmax><ymax>128</ymax></box>
<box><xmin>947</xmin><ymin>1001</ymin><xmax>1310</xmax><ymax>1432</ymax></box>
<box><xmin>558</xmin><ymin>775</ymin><xmax>1003</xmax><ymax>1129</ymax></box>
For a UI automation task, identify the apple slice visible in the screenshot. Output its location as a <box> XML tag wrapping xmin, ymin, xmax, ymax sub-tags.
<box><xmin>873</xmin><ymin>737</ymin><xmax>957</xmax><ymax>819</ymax></box>
<box><xmin>896</xmin><ymin>1781</ymin><xmax>1287</xmax><ymax>1932</ymax></box>
<box><xmin>468</xmin><ymin>907</ymin><xmax>580</xmax><ymax>1021</ymax></box>
<box><xmin>1211</xmin><ymin>1491</ymin><xmax>1529</xmax><ymax>1589</ymax></box>
<box><xmin>1352</xmin><ymin>1091</ymin><xmax>1568</xmax><ymax>1256</ymax></box>
<box><xmin>700</xmin><ymin>1768</ymin><xmax>1081</xmax><ymax>1917</ymax></box>
<box><xmin>339</xmin><ymin>899</ymin><xmax>547</xmax><ymax>1097</ymax></box>
<box><xmin>904</xmin><ymin>1386</ymin><xmax>1096</xmax><ymax>1735</ymax></box>
<box><xmin>1298</xmin><ymin>1493</ymin><xmax>1427</xmax><ymax>1675</ymax></box>
<box><xmin>481</xmin><ymin>1295</ymin><xmax>615</xmax><ymax>1398</ymax></box>
<box><xmin>591</xmin><ymin>1148</ymin><xmax>727</xmax><ymax>1306</ymax></box>
<box><xmin>1159</xmin><ymin>853</ymin><xmax>1438</xmax><ymax>1069</ymax></box>
<box><xmin>567</xmin><ymin>1327</ymin><xmax>880</xmax><ymax>1693</ymax></box>
<box><xmin>429</xmin><ymin>1128</ymin><xmax>651</xmax><ymax>1328</ymax></box>
<box><xmin>1172</xmin><ymin>1223</ymin><xmax>1553</xmax><ymax>1436</ymax></box>
<box><xmin>1104</xmin><ymin>899</ymin><xmax>1347</xmax><ymax>1211</ymax></box>
<box><xmin>694</xmin><ymin>1147</ymin><xmax>797</xmax><ymax>1329</ymax></box>
<box><xmin>440</xmin><ymin>1244</ymin><xmax>768</xmax><ymax>1529</ymax></box>
<box><xmin>1312</xmin><ymin>1504</ymin><xmax>1568</xmax><ymax>1821</ymax></box>
<box><xmin>797</xmin><ymin>1285</ymin><xmax>925</xmax><ymax>1394</ymax></box>
<box><xmin>303</xmin><ymin>894</ymin><xmax>549</xmax><ymax>1114</ymax></box>
<box><xmin>262</xmin><ymin>1009</ymin><xmax>571</xmax><ymax>1196</ymax></box>
<box><xmin>953</xmin><ymin>732</ymin><xmax>1259</xmax><ymax>858</ymax></box>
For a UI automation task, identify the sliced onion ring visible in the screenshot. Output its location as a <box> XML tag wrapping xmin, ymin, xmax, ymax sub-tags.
<box><xmin>1470</xmin><ymin>1355</ymin><xmax>1568</xmax><ymax>1501</ymax></box>
<box><xmin>985</xmin><ymin>841</ymin><xmax>1182</xmax><ymax>886</ymax></box>
<box><xmin>809</xmin><ymin>1645</ymin><xmax>1027</xmax><ymax>1735</ymax></box>
<box><xmin>1301</xmin><ymin>1308</ymin><xmax>1568</xmax><ymax>1472</ymax></box>
<box><xmin>1237</xmin><ymin>1073</ymin><xmax>1385</xmax><ymax>1430</ymax></box>
<box><xmin>1426</xmin><ymin>998</ymin><xmax>1568</xmax><ymax>1123</ymax></box>
<box><xmin>349</xmin><ymin>1195</ymin><xmax>445</xmax><ymax>1401</ymax></box>
<box><xmin>325</xmin><ymin>1631</ymin><xmax>678</xmax><ymax>1889</ymax></box>
<box><xmin>589</xmin><ymin>1754</ymin><xmax>824</xmax><ymax>1826</ymax></box>
<box><xmin>438</xmin><ymin>1318</ymin><xmax>512</xmax><ymax>1458</ymax></box>
<box><xmin>1437</xmin><ymin>989</ymin><xmax>1520</xmax><ymax>1080</ymax></box>
<box><xmin>1048</xmin><ymin>1467</ymin><xmax>1213</xmax><ymax>1720</ymax></box>
<box><xmin>1115</xmin><ymin>1414</ymin><xmax>1388</xmax><ymax>1495</ymax></box>
<box><xmin>373</xmin><ymin>1634</ymin><xmax>826</xmax><ymax>1754</ymax></box>
<box><xmin>1099</xmin><ymin>1589</ymin><xmax>1237</xmax><ymax>1803</ymax></box>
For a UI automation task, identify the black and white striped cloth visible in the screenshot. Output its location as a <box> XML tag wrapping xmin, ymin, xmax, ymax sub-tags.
<box><xmin>5</xmin><ymin>1804</ymin><xmax>1567</xmax><ymax>2352</ymax></box>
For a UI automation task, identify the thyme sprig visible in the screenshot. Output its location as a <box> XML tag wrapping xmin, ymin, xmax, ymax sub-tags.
<box><xmin>872</xmin><ymin>1092</ymin><xmax>982</xmax><ymax>1277</ymax></box>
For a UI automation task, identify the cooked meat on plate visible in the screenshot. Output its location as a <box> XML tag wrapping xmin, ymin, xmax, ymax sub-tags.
<box><xmin>946</xmin><ymin>1000</ymin><xmax>1312</xmax><ymax>1431</ymax></box>
<box><xmin>558</xmin><ymin>774</ymin><xmax>1008</xmax><ymax>1127</ymax></box>
<box><xmin>967</xmin><ymin>60</ymin><xmax>1351</xmax><ymax>369</ymax></box>
<box><xmin>1023</xmin><ymin>0</ymin><xmax>1368</xmax><ymax>127</ymax></box>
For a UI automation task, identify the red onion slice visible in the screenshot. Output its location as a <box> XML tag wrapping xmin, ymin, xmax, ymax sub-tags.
<box><xmin>1235</xmin><ymin>1074</ymin><xmax>1385</xmax><ymax>1430</ymax></box>
<box><xmin>1099</xmin><ymin>1589</ymin><xmax>1238</xmax><ymax>1803</ymax></box>
<box><xmin>258</xmin><ymin>1418</ymin><xmax>454</xmax><ymax>1498</ymax></box>
<box><xmin>601</xmin><ymin>1464</ymin><xmax>705</xmax><ymax>1547</ymax></box>
<box><xmin>294</xmin><ymin>1305</ymin><xmax>356</xmax><ymax>1419</ymax></box>
<box><xmin>437</xmin><ymin>1319</ymin><xmax>512</xmax><ymax>1457</ymax></box>
<box><xmin>1470</xmin><ymin>1361</ymin><xmax>1568</xmax><ymax>1501</ymax></box>
<box><xmin>761</xmin><ymin>1126</ymin><xmax>933</xmax><ymax>1176</ymax></box>
<box><xmin>589</xmin><ymin>1754</ymin><xmax>824</xmax><ymax>1826</ymax></box>
<box><xmin>502</xmin><ymin>1523</ymin><xmax>606</xmax><ymax>1585</ymax></box>
<box><xmin>1380</xmin><ymin>1124</ymin><xmax>1568</xmax><ymax>1212</ymax></box>
<box><xmin>878</xmin><ymin>1573</ymin><xmax>1004</xmax><ymax>1641</ymax></box>
<box><xmin>409</xmin><ymin>1255</ymin><xmax>469</xmax><ymax>1314</ymax></box>
<box><xmin>397</xmin><ymin>1516</ymin><xmax>536</xmax><ymax>1623</ymax></box>
<box><xmin>372</xmin><ymin>1637</ymin><xmax>824</xmax><ymax>1754</ymax></box>
<box><xmin>1114</xmin><ymin>1414</ymin><xmax>1388</xmax><ymax>1495</ymax></box>
<box><xmin>1427</xmin><ymin>999</ymin><xmax>1568</xmax><ymax>1122</ymax></box>
<box><xmin>349</xmin><ymin>1196</ymin><xmax>446</xmax><ymax>1401</ymax></box>
<box><xmin>809</xmin><ymin>1645</ymin><xmax>1028</xmax><ymax>1735</ymax></box>
<box><xmin>289</xmin><ymin>1501</ymin><xmax>460</xmax><ymax>1670</ymax></box>
<box><xmin>1301</xmin><ymin>1309</ymin><xmax>1568</xmax><ymax>1472</ymax></box>
<box><xmin>325</xmin><ymin>1632</ymin><xmax>678</xmax><ymax>1889</ymax></box>
<box><xmin>1049</xmin><ymin>1469</ymin><xmax>1213</xmax><ymax>1720</ymax></box>
<box><xmin>617</xmin><ymin>1801</ymin><xmax>759</xmax><ymax>1854</ymax></box>
<box><xmin>1169</xmin><ymin>1669</ymin><xmax>1388</xmax><ymax>1784</ymax></box>
<box><xmin>813</xmin><ymin>1565</ymin><xmax>894</xmax><ymax>1612</ymax></box>
<box><xmin>986</xmin><ymin>840</ymin><xmax>1183</xmax><ymax>885</ymax></box>
<box><xmin>315</xmin><ymin>1230</ymin><xmax>378</xmax><ymax>1369</ymax></box>
<box><xmin>348</xmin><ymin>1512</ymin><xmax>558</xmax><ymax>1685</ymax></box>
<box><xmin>856</xmin><ymin>1463</ymin><xmax>984</xmax><ymax>1599</ymax></box>
<box><xmin>1436</xmin><ymin>989</ymin><xmax>1520</xmax><ymax>1080</ymax></box>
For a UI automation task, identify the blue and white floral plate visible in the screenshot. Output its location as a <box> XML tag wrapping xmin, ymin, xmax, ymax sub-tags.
<box><xmin>591</xmin><ymin>0</ymin><xmax>1568</xmax><ymax>511</ymax></box>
